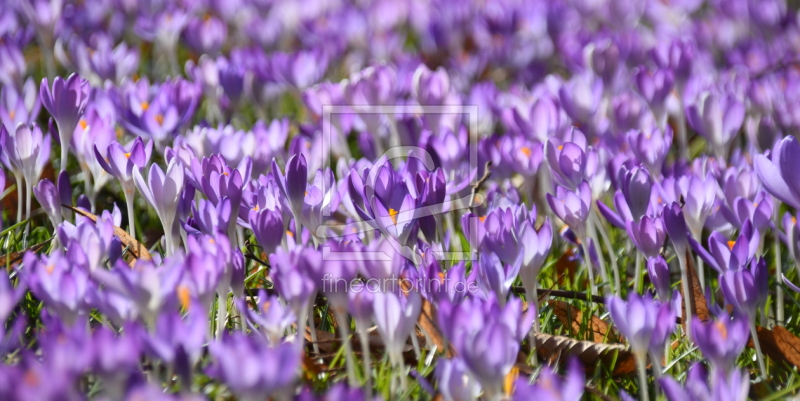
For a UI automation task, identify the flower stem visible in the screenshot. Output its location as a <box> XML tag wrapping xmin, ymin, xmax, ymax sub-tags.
<box><xmin>774</xmin><ymin>228</ymin><xmax>784</xmax><ymax>326</ymax></box>
<box><xmin>580</xmin><ymin>238</ymin><xmax>598</xmax><ymax>298</ymax></box>
<box><xmin>23</xmin><ymin>181</ymin><xmax>32</xmax><ymax>248</ymax></box>
<box><xmin>14</xmin><ymin>174</ymin><xmax>22</xmax><ymax>224</ymax></box>
<box><xmin>750</xmin><ymin>321</ymin><xmax>768</xmax><ymax>380</ymax></box>
<box><xmin>334</xmin><ymin>309</ymin><xmax>358</xmax><ymax>387</ymax></box>
<box><xmin>357</xmin><ymin>323</ymin><xmax>373</xmax><ymax>397</ymax></box>
<box><xmin>124</xmin><ymin>191</ymin><xmax>136</xmax><ymax>240</ymax></box>
<box><xmin>637</xmin><ymin>353</ymin><xmax>650</xmax><ymax>401</ymax></box>
<box><xmin>592</xmin><ymin>209</ymin><xmax>620</xmax><ymax>295</ymax></box>
<box><xmin>677</xmin><ymin>249</ymin><xmax>693</xmax><ymax>339</ymax></box>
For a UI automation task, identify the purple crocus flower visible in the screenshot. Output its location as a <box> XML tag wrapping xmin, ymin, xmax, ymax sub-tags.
<box><xmin>39</xmin><ymin>73</ymin><xmax>89</xmax><ymax>171</ymax></box>
<box><xmin>0</xmin><ymin>269</ymin><xmax>25</xmax><ymax>323</ymax></box>
<box><xmin>545</xmin><ymin>128</ymin><xmax>597</xmax><ymax>190</ymax></box>
<box><xmin>3</xmin><ymin>123</ymin><xmax>51</xmax><ymax>198</ymax></box>
<box><xmin>547</xmin><ymin>180</ymin><xmax>592</xmax><ymax>239</ymax></box>
<box><xmin>208</xmin><ymin>333</ymin><xmax>300</xmax><ymax>401</ymax></box>
<box><xmin>646</xmin><ymin>255</ymin><xmax>673</xmax><ymax>303</ymax></box>
<box><xmin>754</xmin><ymin>135</ymin><xmax>800</xmax><ymax>210</ymax></box>
<box><xmin>635</xmin><ymin>68</ymin><xmax>674</xmax><ymax>129</ymax></box>
<box><xmin>0</xmin><ymin>77</ymin><xmax>41</xmax><ymax>133</ymax></box>
<box><xmin>627</xmin><ymin>126</ymin><xmax>672</xmax><ymax>178</ymax></box>
<box><xmin>32</xmin><ymin>178</ymin><xmax>62</xmax><ymax>229</ymax></box>
<box><xmin>476</xmin><ymin>252</ymin><xmax>519</xmax><ymax>305</ymax></box>
<box><xmin>239</xmin><ymin>291</ymin><xmax>295</xmax><ymax>345</ymax></box>
<box><xmin>183</xmin><ymin>15</ymin><xmax>227</xmax><ymax>56</ymax></box>
<box><xmin>23</xmin><ymin>250</ymin><xmax>91</xmax><ymax>327</ymax></box>
<box><xmin>373</xmin><ymin>290</ymin><xmax>421</xmax><ymax>369</ymax></box>
<box><xmin>512</xmin><ymin>358</ymin><xmax>584</xmax><ymax>401</ymax></box>
<box><xmin>675</xmin><ymin>172</ymin><xmax>717</xmax><ymax>239</ymax></box>
<box><xmin>719</xmin><ymin>257</ymin><xmax>768</xmax><ymax>321</ymax></box>
<box><xmin>144</xmin><ymin>304</ymin><xmax>207</xmax><ymax>386</ymax></box>
<box><xmin>606</xmin><ymin>292</ymin><xmax>677</xmax><ymax>368</ymax></box>
<box><xmin>436</xmin><ymin>358</ymin><xmax>480</xmax><ymax>401</ymax></box>
<box><xmin>134</xmin><ymin>158</ymin><xmax>185</xmax><ymax>255</ymax></box>
<box><xmin>626</xmin><ymin>215</ymin><xmax>667</xmax><ymax>258</ymax></box>
<box><xmin>660</xmin><ymin>362</ymin><xmax>749</xmax><ymax>401</ymax></box>
<box><xmin>686</xmin><ymin>90</ymin><xmax>745</xmax><ymax>160</ymax></box>
<box><xmin>691</xmin><ymin>312</ymin><xmax>750</xmax><ymax>371</ymax></box>
<box><xmin>95</xmin><ymin>136</ymin><xmax>153</xmax><ymax>238</ymax></box>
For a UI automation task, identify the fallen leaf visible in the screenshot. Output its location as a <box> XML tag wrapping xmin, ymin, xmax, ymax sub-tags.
<box><xmin>748</xmin><ymin>325</ymin><xmax>785</xmax><ymax>367</ymax></box>
<box><xmin>64</xmin><ymin>205</ymin><xmax>152</xmax><ymax>264</ymax></box>
<box><xmin>0</xmin><ymin>240</ymin><xmax>52</xmax><ymax>269</ymax></box>
<box><xmin>548</xmin><ymin>300</ymin><xmax>620</xmax><ymax>343</ymax></box>
<box><xmin>681</xmin><ymin>249</ymin><xmax>710</xmax><ymax>330</ymax></box>
<box><xmin>772</xmin><ymin>326</ymin><xmax>800</xmax><ymax>368</ymax></box>
<box><xmin>533</xmin><ymin>332</ymin><xmax>637</xmax><ymax>376</ymax></box>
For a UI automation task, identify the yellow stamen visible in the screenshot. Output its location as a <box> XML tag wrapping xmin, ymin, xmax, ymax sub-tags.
<box><xmin>262</xmin><ymin>301</ymin><xmax>271</xmax><ymax>313</ymax></box>
<box><xmin>46</xmin><ymin>264</ymin><xmax>55</xmax><ymax>274</ymax></box>
<box><xmin>793</xmin><ymin>216</ymin><xmax>797</xmax><ymax>225</ymax></box>
<box><xmin>389</xmin><ymin>208</ymin><xmax>398</xmax><ymax>224</ymax></box>
<box><xmin>253</xmin><ymin>205</ymin><xmax>260</xmax><ymax>212</ymax></box>
<box><xmin>478</xmin><ymin>216</ymin><xmax>486</xmax><ymax>222</ymax></box>
<box><xmin>715</xmin><ymin>320</ymin><xmax>728</xmax><ymax>340</ymax></box>
<box><xmin>124</xmin><ymin>152</ymin><xmax>131</xmax><ymax>159</ymax></box>
<box><xmin>79</xmin><ymin>119</ymin><xmax>88</xmax><ymax>130</ymax></box>
<box><xmin>504</xmin><ymin>366</ymin><xmax>519</xmax><ymax>395</ymax></box>
<box><xmin>222</xmin><ymin>171</ymin><xmax>229</xmax><ymax>176</ymax></box>
<box><xmin>557</xmin><ymin>145</ymin><xmax>564</xmax><ymax>151</ymax></box>
<box><xmin>521</xmin><ymin>147</ymin><xmax>532</xmax><ymax>156</ymax></box>
<box><xmin>8</xmin><ymin>110</ymin><xmax>15</xmax><ymax>120</ymax></box>
<box><xmin>727</xmin><ymin>241</ymin><xmax>736</xmax><ymax>250</ymax></box>
<box><xmin>140</xmin><ymin>101</ymin><xmax>149</xmax><ymax>111</ymax></box>
<box><xmin>286</xmin><ymin>230</ymin><xmax>294</xmax><ymax>238</ymax></box>
<box><xmin>178</xmin><ymin>285</ymin><xmax>191</xmax><ymax>310</ymax></box>
<box><xmin>209</xmin><ymin>238</ymin><xmax>216</xmax><ymax>244</ymax></box>
<box><xmin>155</xmin><ymin>114</ymin><xmax>164</xmax><ymax>126</ymax></box>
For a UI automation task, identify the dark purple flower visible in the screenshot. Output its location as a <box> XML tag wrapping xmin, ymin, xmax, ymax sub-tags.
<box><xmin>606</xmin><ymin>292</ymin><xmax>676</xmax><ymax>358</ymax></box>
<box><xmin>627</xmin><ymin>215</ymin><xmax>667</xmax><ymax>258</ymax></box>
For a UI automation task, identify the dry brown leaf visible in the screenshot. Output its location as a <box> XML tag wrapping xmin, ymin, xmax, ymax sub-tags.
<box><xmin>772</xmin><ymin>326</ymin><xmax>800</xmax><ymax>368</ymax></box>
<box><xmin>548</xmin><ymin>300</ymin><xmax>620</xmax><ymax>343</ymax></box>
<box><xmin>0</xmin><ymin>240</ymin><xmax>51</xmax><ymax>269</ymax></box>
<box><xmin>533</xmin><ymin>332</ymin><xmax>637</xmax><ymax>376</ymax></box>
<box><xmin>681</xmin><ymin>249</ymin><xmax>711</xmax><ymax>329</ymax></box>
<box><xmin>748</xmin><ymin>325</ymin><xmax>785</xmax><ymax>367</ymax></box>
<box><xmin>64</xmin><ymin>205</ymin><xmax>152</xmax><ymax>264</ymax></box>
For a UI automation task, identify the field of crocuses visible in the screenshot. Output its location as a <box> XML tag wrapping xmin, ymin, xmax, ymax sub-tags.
<box><xmin>3</xmin><ymin>0</ymin><xmax>800</xmax><ymax>400</ymax></box>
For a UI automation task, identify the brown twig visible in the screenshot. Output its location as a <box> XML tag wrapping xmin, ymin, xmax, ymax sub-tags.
<box><xmin>469</xmin><ymin>161</ymin><xmax>492</xmax><ymax>209</ymax></box>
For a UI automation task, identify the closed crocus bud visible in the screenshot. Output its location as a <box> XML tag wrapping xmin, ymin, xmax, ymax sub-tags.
<box><xmin>626</xmin><ymin>215</ymin><xmax>667</xmax><ymax>258</ymax></box>
<box><xmin>664</xmin><ymin>202</ymin><xmax>689</xmax><ymax>253</ymax></box>
<box><xmin>691</xmin><ymin>312</ymin><xmax>750</xmax><ymax>371</ymax></box>
<box><xmin>547</xmin><ymin>180</ymin><xmax>592</xmax><ymax>239</ymax></box>
<box><xmin>647</xmin><ymin>255</ymin><xmax>672</xmax><ymax>302</ymax></box>
<box><xmin>373</xmin><ymin>290</ymin><xmax>421</xmax><ymax>366</ymax></box>
<box><xmin>192</xmin><ymin>198</ymin><xmax>232</xmax><ymax>237</ymax></box>
<box><xmin>518</xmin><ymin>218</ymin><xmax>553</xmax><ymax>298</ymax></box>
<box><xmin>33</xmin><ymin>178</ymin><xmax>62</xmax><ymax>229</ymax></box>
<box><xmin>675</xmin><ymin>172</ymin><xmax>717</xmax><ymax>239</ymax></box>
<box><xmin>133</xmin><ymin>159</ymin><xmax>185</xmax><ymax>255</ymax></box>
<box><xmin>619</xmin><ymin>165</ymin><xmax>653</xmax><ymax>221</ymax></box>
<box><xmin>249</xmin><ymin>206</ymin><xmax>284</xmax><ymax>256</ymax></box>
<box><xmin>558</xmin><ymin>73</ymin><xmax>603</xmax><ymax>127</ymax></box>
<box><xmin>546</xmin><ymin>128</ymin><xmax>597</xmax><ymax>190</ymax></box>
<box><xmin>240</xmin><ymin>291</ymin><xmax>295</xmax><ymax>345</ymax></box>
